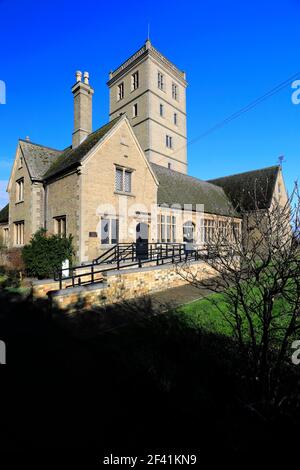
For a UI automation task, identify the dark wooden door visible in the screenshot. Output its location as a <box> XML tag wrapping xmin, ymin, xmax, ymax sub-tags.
<box><xmin>136</xmin><ymin>223</ymin><xmax>149</xmax><ymax>260</ymax></box>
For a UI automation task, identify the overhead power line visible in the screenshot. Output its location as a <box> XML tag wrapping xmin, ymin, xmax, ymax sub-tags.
<box><xmin>167</xmin><ymin>70</ymin><xmax>300</xmax><ymax>160</ymax></box>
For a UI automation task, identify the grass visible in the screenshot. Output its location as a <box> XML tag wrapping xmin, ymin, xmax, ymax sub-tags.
<box><xmin>4</xmin><ymin>286</ymin><xmax>31</xmax><ymax>296</ymax></box>
<box><xmin>175</xmin><ymin>287</ymin><xmax>293</xmax><ymax>342</ymax></box>
<box><xmin>175</xmin><ymin>293</ymin><xmax>234</xmax><ymax>336</ymax></box>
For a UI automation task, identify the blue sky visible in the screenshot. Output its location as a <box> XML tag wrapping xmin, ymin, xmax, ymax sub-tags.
<box><xmin>0</xmin><ymin>0</ymin><xmax>299</xmax><ymax>208</ymax></box>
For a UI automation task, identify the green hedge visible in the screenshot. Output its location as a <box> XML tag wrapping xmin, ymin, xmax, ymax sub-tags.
<box><xmin>22</xmin><ymin>229</ymin><xmax>74</xmax><ymax>279</ymax></box>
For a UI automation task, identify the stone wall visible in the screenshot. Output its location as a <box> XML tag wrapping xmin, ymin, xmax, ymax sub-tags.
<box><xmin>47</xmin><ymin>260</ymin><xmax>216</xmax><ymax>312</ymax></box>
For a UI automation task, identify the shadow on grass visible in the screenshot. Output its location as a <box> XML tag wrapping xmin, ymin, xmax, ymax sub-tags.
<box><xmin>0</xmin><ymin>290</ymin><xmax>299</xmax><ymax>460</ymax></box>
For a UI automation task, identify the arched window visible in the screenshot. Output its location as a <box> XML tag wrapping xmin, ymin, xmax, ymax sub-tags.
<box><xmin>183</xmin><ymin>221</ymin><xmax>195</xmax><ymax>243</ymax></box>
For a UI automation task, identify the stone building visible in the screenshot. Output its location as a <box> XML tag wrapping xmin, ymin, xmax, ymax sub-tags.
<box><xmin>0</xmin><ymin>40</ymin><xmax>288</xmax><ymax>264</ymax></box>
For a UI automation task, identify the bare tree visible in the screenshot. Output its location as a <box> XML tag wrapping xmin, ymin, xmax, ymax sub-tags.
<box><xmin>178</xmin><ymin>182</ymin><xmax>300</xmax><ymax>407</ymax></box>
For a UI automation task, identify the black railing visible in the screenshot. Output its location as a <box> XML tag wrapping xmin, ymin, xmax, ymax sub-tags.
<box><xmin>93</xmin><ymin>242</ymin><xmax>188</xmax><ymax>266</ymax></box>
<box><xmin>54</xmin><ymin>243</ymin><xmax>213</xmax><ymax>290</ymax></box>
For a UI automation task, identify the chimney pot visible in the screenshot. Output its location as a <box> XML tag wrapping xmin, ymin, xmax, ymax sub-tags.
<box><xmin>83</xmin><ymin>71</ymin><xmax>89</xmax><ymax>85</ymax></box>
<box><xmin>75</xmin><ymin>70</ymin><xmax>82</xmax><ymax>82</ymax></box>
<box><xmin>25</xmin><ymin>136</ymin><xmax>30</xmax><ymax>141</ymax></box>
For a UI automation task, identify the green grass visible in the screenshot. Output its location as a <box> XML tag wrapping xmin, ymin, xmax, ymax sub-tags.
<box><xmin>0</xmin><ymin>275</ymin><xmax>8</xmax><ymax>286</ymax></box>
<box><xmin>4</xmin><ymin>286</ymin><xmax>31</xmax><ymax>296</ymax></box>
<box><xmin>175</xmin><ymin>293</ymin><xmax>234</xmax><ymax>336</ymax></box>
<box><xmin>175</xmin><ymin>288</ymin><xmax>293</xmax><ymax>341</ymax></box>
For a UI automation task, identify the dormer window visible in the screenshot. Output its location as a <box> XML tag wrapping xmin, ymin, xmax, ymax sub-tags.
<box><xmin>16</xmin><ymin>178</ymin><xmax>24</xmax><ymax>202</ymax></box>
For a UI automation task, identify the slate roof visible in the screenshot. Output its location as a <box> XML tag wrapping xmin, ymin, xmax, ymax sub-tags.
<box><xmin>208</xmin><ymin>166</ymin><xmax>280</xmax><ymax>212</ymax></box>
<box><xmin>44</xmin><ymin>116</ymin><xmax>122</xmax><ymax>180</ymax></box>
<box><xmin>150</xmin><ymin>163</ymin><xmax>239</xmax><ymax>217</ymax></box>
<box><xmin>19</xmin><ymin>140</ymin><xmax>62</xmax><ymax>180</ymax></box>
<box><xmin>0</xmin><ymin>204</ymin><xmax>9</xmax><ymax>224</ymax></box>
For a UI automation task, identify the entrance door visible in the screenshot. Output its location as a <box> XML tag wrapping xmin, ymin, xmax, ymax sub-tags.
<box><xmin>136</xmin><ymin>222</ymin><xmax>149</xmax><ymax>260</ymax></box>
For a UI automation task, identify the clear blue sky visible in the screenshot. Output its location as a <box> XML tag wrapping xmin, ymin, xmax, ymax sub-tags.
<box><xmin>0</xmin><ymin>0</ymin><xmax>299</xmax><ymax>208</ymax></box>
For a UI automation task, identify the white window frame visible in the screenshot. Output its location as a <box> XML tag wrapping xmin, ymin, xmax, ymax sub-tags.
<box><xmin>157</xmin><ymin>214</ymin><xmax>176</xmax><ymax>242</ymax></box>
<box><xmin>101</xmin><ymin>218</ymin><xmax>119</xmax><ymax>245</ymax></box>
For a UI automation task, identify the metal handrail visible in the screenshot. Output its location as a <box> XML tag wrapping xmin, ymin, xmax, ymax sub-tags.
<box><xmin>54</xmin><ymin>245</ymin><xmax>210</xmax><ymax>290</ymax></box>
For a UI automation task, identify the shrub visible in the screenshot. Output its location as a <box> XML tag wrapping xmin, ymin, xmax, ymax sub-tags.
<box><xmin>22</xmin><ymin>229</ymin><xmax>74</xmax><ymax>279</ymax></box>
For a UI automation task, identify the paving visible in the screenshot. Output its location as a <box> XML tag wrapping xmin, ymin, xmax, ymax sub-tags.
<box><xmin>149</xmin><ymin>284</ymin><xmax>213</xmax><ymax>311</ymax></box>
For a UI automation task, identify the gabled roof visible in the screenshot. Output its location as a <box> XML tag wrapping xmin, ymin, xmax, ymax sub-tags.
<box><xmin>208</xmin><ymin>165</ymin><xmax>280</xmax><ymax>212</ymax></box>
<box><xmin>0</xmin><ymin>204</ymin><xmax>9</xmax><ymax>224</ymax></box>
<box><xmin>44</xmin><ymin>116</ymin><xmax>122</xmax><ymax>180</ymax></box>
<box><xmin>150</xmin><ymin>163</ymin><xmax>239</xmax><ymax>217</ymax></box>
<box><xmin>19</xmin><ymin>140</ymin><xmax>62</xmax><ymax>180</ymax></box>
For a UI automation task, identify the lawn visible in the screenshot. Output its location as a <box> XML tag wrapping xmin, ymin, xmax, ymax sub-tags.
<box><xmin>175</xmin><ymin>288</ymin><xmax>294</xmax><ymax>342</ymax></box>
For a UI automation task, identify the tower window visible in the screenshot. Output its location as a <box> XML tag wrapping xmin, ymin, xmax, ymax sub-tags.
<box><xmin>174</xmin><ymin>113</ymin><xmax>178</xmax><ymax>125</ymax></box>
<box><xmin>172</xmin><ymin>83</ymin><xmax>178</xmax><ymax>100</ymax></box>
<box><xmin>131</xmin><ymin>71</ymin><xmax>139</xmax><ymax>91</ymax></box>
<box><xmin>132</xmin><ymin>103</ymin><xmax>138</xmax><ymax>118</ymax></box>
<box><xmin>159</xmin><ymin>103</ymin><xmax>164</xmax><ymax>117</ymax></box>
<box><xmin>158</xmin><ymin>72</ymin><xmax>165</xmax><ymax>91</ymax></box>
<box><xmin>166</xmin><ymin>135</ymin><xmax>173</xmax><ymax>149</ymax></box>
<box><xmin>168</xmin><ymin>162</ymin><xmax>172</xmax><ymax>169</ymax></box>
<box><xmin>117</xmin><ymin>82</ymin><xmax>124</xmax><ymax>100</ymax></box>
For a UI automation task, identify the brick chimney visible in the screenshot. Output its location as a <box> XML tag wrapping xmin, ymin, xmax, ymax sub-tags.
<box><xmin>71</xmin><ymin>70</ymin><xmax>94</xmax><ymax>148</ymax></box>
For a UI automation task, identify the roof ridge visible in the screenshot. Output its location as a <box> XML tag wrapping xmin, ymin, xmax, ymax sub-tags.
<box><xmin>208</xmin><ymin>165</ymin><xmax>280</xmax><ymax>182</ymax></box>
<box><xmin>150</xmin><ymin>163</ymin><xmax>223</xmax><ymax>190</ymax></box>
<box><xmin>19</xmin><ymin>139</ymin><xmax>62</xmax><ymax>152</ymax></box>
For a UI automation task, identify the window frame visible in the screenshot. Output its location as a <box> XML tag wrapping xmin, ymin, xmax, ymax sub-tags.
<box><xmin>132</xmin><ymin>103</ymin><xmax>138</xmax><ymax>118</ymax></box>
<box><xmin>131</xmin><ymin>71</ymin><xmax>139</xmax><ymax>91</ymax></box>
<box><xmin>117</xmin><ymin>82</ymin><xmax>124</xmax><ymax>101</ymax></box>
<box><xmin>3</xmin><ymin>227</ymin><xmax>9</xmax><ymax>246</ymax></box>
<box><xmin>172</xmin><ymin>82</ymin><xmax>179</xmax><ymax>101</ymax></box>
<box><xmin>16</xmin><ymin>178</ymin><xmax>24</xmax><ymax>203</ymax></box>
<box><xmin>115</xmin><ymin>166</ymin><xmax>133</xmax><ymax>194</ymax></box>
<box><xmin>166</xmin><ymin>135</ymin><xmax>173</xmax><ymax>149</ymax></box>
<box><xmin>54</xmin><ymin>215</ymin><xmax>67</xmax><ymax>237</ymax></box>
<box><xmin>157</xmin><ymin>214</ymin><xmax>177</xmax><ymax>243</ymax></box>
<box><xmin>101</xmin><ymin>217</ymin><xmax>119</xmax><ymax>245</ymax></box>
<box><xmin>14</xmin><ymin>221</ymin><xmax>24</xmax><ymax>246</ymax></box>
<box><xmin>157</xmin><ymin>71</ymin><xmax>165</xmax><ymax>91</ymax></box>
